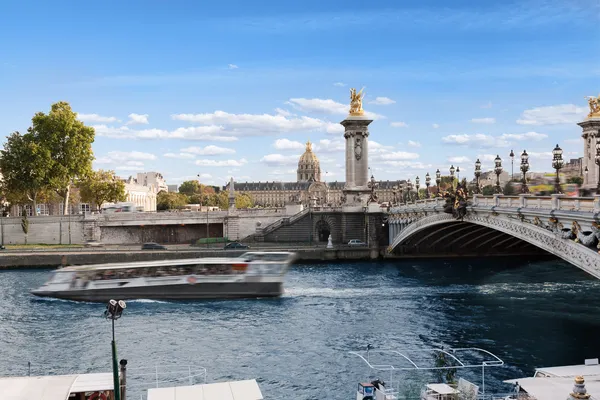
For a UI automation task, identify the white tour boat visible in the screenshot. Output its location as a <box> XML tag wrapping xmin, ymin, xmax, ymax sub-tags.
<box><xmin>31</xmin><ymin>252</ymin><xmax>296</xmax><ymax>302</ymax></box>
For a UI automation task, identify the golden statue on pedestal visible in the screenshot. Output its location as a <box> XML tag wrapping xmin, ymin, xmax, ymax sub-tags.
<box><xmin>349</xmin><ymin>87</ymin><xmax>365</xmax><ymax>116</ymax></box>
<box><xmin>586</xmin><ymin>94</ymin><xmax>600</xmax><ymax>118</ymax></box>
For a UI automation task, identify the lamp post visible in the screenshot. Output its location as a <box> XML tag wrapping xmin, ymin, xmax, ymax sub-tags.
<box><xmin>520</xmin><ymin>150</ymin><xmax>530</xmax><ymax>194</ymax></box>
<box><xmin>474</xmin><ymin>159</ymin><xmax>482</xmax><ymax>194</ymax></box>
<box><xmin>456</xmin><ymin>166</ymin><xmax>460</xmax><ymax>182</ymax></box>
<box><xmin>494</xmin><ymin>155</ymin><xmax>503</xmax><ymax>194</ymax></box>
<box><xmin>104</xmin><ymin>299</ymin><xmax>126</xmax><ymax>400</ymax></box>
<box><xmin>552</xmin><ymin>144</ymin><xmax>564</xmax><ymax>194</ymax></box>
<box><xmin>510</xmin><ymin>149</ymin><xmax>515</xmax><ymax>181</ymax></box>
<box><xmin>425</xmin><ymin>173</ymin><xmax>431</xmax><ymax>199</ymax></box>
<box><xmin>595</xmin><ymin>141</ymin><xmax>600</xmax><ymax>193</ymax></box>
<box><xmin>449</xmin><ymin>165</ymin><xmax>456</xmax><ymax>191</ymax></box>
<box><xmin>415</xmin><ymin>176</ymin><xmax>420</xmax><ymax>200</ymax></box>
<box><xmin>435</xmin><ymin>169</ymin><xmax>441</xmax><ymax>194</ymax></box>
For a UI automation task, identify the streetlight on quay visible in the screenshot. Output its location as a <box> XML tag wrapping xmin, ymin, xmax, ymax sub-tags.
<box><xmin>520</xmin><ymin>150</ymin><xmax>530</xmax><ymax>194</ymax></box>
<box><xmin>474</xmin><ymin>159</ymin><xmax>482</xmax><ymax>194</ymax></box>
<box><xmin>435</xmin><ymin>169</ymin><xmax>441</xmax><ymax>194</ymax></box>
<box><xmin>425</xmin><ymin>173</ymin><xmax>431</xmax><ymax>199</ymax></box>
<box><xmin>449</xmin><ymin>165</ymin><xmax>456</xmax><ymax>191</ymax></box>
<box><xmin>415</xmin><ymin>176</ymin><xmax>420</xmax><ymax>200</ymax></box>
<box><xmin>494</xmin><ymin>155</ymin><xmax>503</xmax><ymax>194</ymax></box>
<box><xmin>552</xmin><ymin>144</ymin><xmax>564</xmax><ymax>194</ymax></box>
<box><xmin>104</xmin><ymin>299</ymin><xmax>126</xmax><ymax>400</ymax></box>
<box><xmin>510</xmin><ymin>149</ymin><xmax>515</xmax><ymax>181</ymax></box>
<box><xmin>456</xmin><ymin>166</ymin><xmax>460</xmax><ymax>182</ymax></box>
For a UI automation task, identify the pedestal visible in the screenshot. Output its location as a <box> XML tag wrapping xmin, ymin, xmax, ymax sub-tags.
<box><xmin>341</xmin><ymin>115</ymin><xmax>373</xmax><ymax>205</ymax></box>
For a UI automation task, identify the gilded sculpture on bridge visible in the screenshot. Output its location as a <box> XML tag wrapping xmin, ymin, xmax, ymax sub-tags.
<box><xmin>349</xmin><ymin>87</ymin><xmax>365</xmax><ymax>116</ymax></box>
<box><xmin>586</xmin><ymin>94</ymin><xmax>600</xmax><ymax>118</ymax></box>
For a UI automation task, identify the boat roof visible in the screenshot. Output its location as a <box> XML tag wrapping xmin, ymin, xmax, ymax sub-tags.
<box><xmin>147</xmin><ymin>379</ymin><xmax>263</xmax><ymax>400</ymax></box>
<box><xmin>0</xmin><ymin>372</ymin><xmax>113</xmax><ymax>400</ymax></box>
<box><xmin>349</xmin><ymin>347</ymin><xmax>503</xmax><ymax>371</ymax></box>
<box><xmin>504</xmin><ymin>377</ymin><xmax>600</xmax><ymax>400</ymax></box>
<box><xmin>533</xmin><ymin>362</ymin><xmax>600</xmax><ymax>378</ymax></box>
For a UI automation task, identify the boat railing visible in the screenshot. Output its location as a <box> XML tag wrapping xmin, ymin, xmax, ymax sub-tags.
<box><xmin>124</xmin><ymin>364</ymin><xmax>207</xmax><ymax>392</ymax></box>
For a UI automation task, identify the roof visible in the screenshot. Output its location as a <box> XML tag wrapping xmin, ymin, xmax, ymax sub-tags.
<box><xmin>147</xmin><ymin>379</ymin><xmax>263</xmax><ymax>400</ymax></box>
<box><xmin>426</xmin><ymin>383</ymin><xmax>459</xmax><ymax>395</ymax></box>
<box><xmin>534</xmin><ymin>363</ymin><xmax>600</xmax><ymax>378</ymax></box>
<box><xmin>0</xmin><ymin>373</ymin><xmax>113</xmax><ymax>400</ymax></box>
<box><xmin>504</xmin><ymin>377</ymin><xmax>600</xmax><ymax>400</ymax></box>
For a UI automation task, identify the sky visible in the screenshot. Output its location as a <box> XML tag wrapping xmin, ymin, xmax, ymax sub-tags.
<box><xmin>1</xmin><ymin>0</ymin><xmax>599</xmax><ymax>187</ymax></box>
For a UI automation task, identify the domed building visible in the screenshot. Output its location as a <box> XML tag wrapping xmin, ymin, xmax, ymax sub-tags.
<box><xmin>297</xmin><ymin>141</ymin><xmax>321</xmax><ymax>182</ymax></box>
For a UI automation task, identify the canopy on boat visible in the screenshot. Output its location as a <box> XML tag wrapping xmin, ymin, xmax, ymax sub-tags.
<box><xmin>147</xmin><ymin>379</ymin><xmax>263</xmax><ymax>400</ymax></box>
<box><xmin>0</xmin><ymin>373</ymin><xmax>113</xmax><ymax>400</ymax></box>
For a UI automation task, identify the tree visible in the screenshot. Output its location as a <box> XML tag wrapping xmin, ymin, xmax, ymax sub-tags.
<box><xmin>157</xmin><ymin>191</ymin><xmax>188</xmax><ymax>211</ymax></box>
<box><xmin>0</xmin><ymin>132</ymin><xmax>52</xmax><ymax>215</ymax></box>
<box><xmin>482</xmin><ymin>185</ymin><xmax>495</xmax><ymax>195</ymax></box>
<box><xmin>31</xmin><ymin>102</ymin><xmax>95</xmax><ymax>214</ymax></box>
<box><xmin>178</xmin><ymin>180</ymin><xmax>201</xmax><ymax>196</ymax></box>
<box><xmin>568</xmin><ymin>176</ymin><xmax>584</xmax><ymax>186</ymax></box>
<box><xmin>78</xmin><ymin>170</ymin><xmax>127</xmax><ymax>211</ymax></box>
<box><xmin>235</xmin><ymin>193</ymin><xmax>254</xmax><ymax>209</ymax></box>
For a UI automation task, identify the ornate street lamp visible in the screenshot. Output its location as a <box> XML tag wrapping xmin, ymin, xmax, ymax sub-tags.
<box><xmin>595</xmin><ymin>141</ymin><xmax>600</xmax><ymax>193</ymax></box>
<box><xmin>435</xmin><ymin>169</ymin><xmax>441</xmax><ymax>194</ymax></box>
<box><xmin>510</xmin><ymin>149</ymin><xmax>515</xmax><ymax>181</ymax></box>
<box><xmin>425</xmin><ymin>172</ymin><xmax>431</xmax><ymax>199</ymax></box>
<box><xmin>520</xmin><ymin>150</ymin><xmax>530</xmax><ymax>194</ymax></box>
<box><xmin>474</xmin><ymin>159</ymin><xmax>482</xmax><ymax>194</ymax></box>
<box><xmin>105</xmin><ymin>299</ymin><xmax>126</xmax><ymax>400</ymax></box>
<box><xmin>456</xmin><ymin>166</ymin><xmax>460</xmax><ymax>182</ymax></box>
<box><xmin>494</xmin><ymin>155</ymin><xmax>503</xmax><ymax>194</ymax></box>
<box><xmin>449</xmin><ymin>165</ymin><xmax>456</xmax><ymax>191</ymax></box>
<box><xmin>415</xmin><ymin>176</ymin><xmax>420</xmax><ymax>200</ymax></box>
<box><xmin>552</xmin><ymin>144</ymin><xmax>564</xmax><ymax>194</ymax></box>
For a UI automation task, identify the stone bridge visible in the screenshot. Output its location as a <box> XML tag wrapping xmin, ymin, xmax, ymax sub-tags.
<box><xmin>387</xmin><ymin>194</ymin><xmax>600</xmax><ymax>279</ymax></box>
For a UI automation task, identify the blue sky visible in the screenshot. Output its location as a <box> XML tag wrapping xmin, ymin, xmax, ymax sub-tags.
<box><xmin>1</xmin><ymin>0</ymin><xmax>599</xmax><ymax>186</ymax></box>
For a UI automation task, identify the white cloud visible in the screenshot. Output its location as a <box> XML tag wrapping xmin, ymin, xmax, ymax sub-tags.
<box><xmin>78</xmin><ymin>113</ymin><xmax>118</xmax><ymax>123</ymax></box>
<box><xmin>260</xmin><ymin>154</ymin><xmax>300</xmax><ymax>166</ymax></box>
<box><xmin>171</xmin><ymin>110</ymin><xmax>345</xmax><ymax>135</ymax></box>
<box><xmin>164</xmin><ymin>153</ymin><xmax>195</xmax><ymax>159</ymax></box>
<box><xmin>286</xmin><ymin>98</ymin><xmax>383</xmax><ymax>120</ymax></box>
<box><xmin>180</xmin><ymin>145</ymin><xmax>236</xmax><ymax>155</ymax></box>
<box><xmin>527</xmin><ymin>151</ymin><xmax>553</xmax><ymax>160</ymax></box>
<box><xmin>471</xmin><ymin>117</ymin><xmax>496</xmax><ymax>124</ymax></box>
<box><xmin>379</xmin><ymin>161</ymin><xmax>432</xmax><ymax>169</ymax></box>
<box><xmin>442</xmin><ymin>134</ymin><xmax>509</xmax><ymax>148</ymax></box>
<box><xmin>564</xmin><ymin>138</ymin><xmax>581</xmax><ymax>144</ymax></box>
<box><xmin>333</xmin><ymin>82</ymin><xmax>346</xmax><ymax>87</ymax></box>
<box><xmin>390</xmin><ymin>121</ymin><xmax>408</xmax><ymax>128</ymax></box>
<box><xmin>376</xmin><ymin>151</ymin><xmax>420</xmax><ymax>161</ymax></box>
<box><xmin>104</xmin><ymin>151</ymin><xmax>157</xmax><ymax>161</ymax></box>
<box><xmin>477</xmin><ymin>154</ymin><xmax>498</xmax><ymax>162</ymax></box>
<box><xmin>500</xmin><ymin>131</ymin><xmax>548</xmax><ymax>141</ymax></box>
<box><xmin>115</xmin><ymin>165</ymin><xmax>145</xmax><ymax>172</ymax></box>
<box><xmin>369</xmin><ymin>96</ymin><xmax>396</xmax><ymax>105</ymax></box>
<box><xmin>273</xmin><ymin>138</ymin><xmax>304</xmax><ymax>150</ymax></box>
<box><xmin>448</xmin><ymin>156</ymin><xmax>471</xmax><ymax>163</ymax></box>
<box><xmin>407</xmin><ymin>140</ymin><xmax>421</xmax><ymax>148</ymax></box>
<box><xmin>481</xmin><ymin>101</ymin><xmax>493</xmax><ymax>109</ymax></box>
<box><xmin>195</xmin><ymin>159</ymin><xmax>247</xmax><ymax>167</ymax></box>
<box><xmin>228</xmin><ymin>64</ymin><xmax>239</xmax><ymax>69</ymax></box>
<box><xmin>274</xmin><ymin>108</ymin><xmax>293</xmax><ymax>117</ymax></box>
<box><xmin>432</xmin><ymin>123</ymin><xmax>440</xmax><ymax>129</ymax></box>
<box><xmin>92</xmin><ymin>124</ymin><xmax>239</xmax><ymax>141</ymax></box>
<box><xmin>126</xmin><ymin>113</ymin><xmax>149</xmax><ymax>125</ymax></box>
<box><xmin>314</xmin><ymin>139</ymin><xmax>345</xmax><ymax>153</ymax></box>
<box><xmin>516</xmin><ymin>104</ymin><xmax>587</xmax><ymax>125</ymax></box>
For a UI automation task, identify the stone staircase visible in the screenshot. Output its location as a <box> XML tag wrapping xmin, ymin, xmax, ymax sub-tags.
<box><xmin>245</xmin><ymin>208</ymin><xmax>310</xmax><ymax>242</ymax></box>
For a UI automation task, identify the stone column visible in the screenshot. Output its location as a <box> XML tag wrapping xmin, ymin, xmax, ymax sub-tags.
<box><xmin>341</xmin><ymin>116</ymin><xmax>373</xmax><ymax>207</ymax></box>
<box><xmin>578</xmin><ymin>118</ymin><xmax>600</xmax><ymax>189</ymax></box>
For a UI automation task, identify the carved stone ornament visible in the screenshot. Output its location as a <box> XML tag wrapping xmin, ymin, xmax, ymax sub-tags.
<box><xmin>354</xmin><ymin>137</ymin><xmax>362</xmax><ymax>160</ymax></box>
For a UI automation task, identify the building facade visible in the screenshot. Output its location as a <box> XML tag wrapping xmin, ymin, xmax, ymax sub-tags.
<box><xmin>225</xmin><ymin>140</ymin><xmax>404</xmax><ymax>207</ymax></box>
<box><xmin>136</xmin><ymin>172</ymin><xmax>168</xmax><ymax>193</ymax></box>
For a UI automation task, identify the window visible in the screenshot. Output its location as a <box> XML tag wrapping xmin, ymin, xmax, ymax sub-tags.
<box><xmin>79</xmin><ymin>203</ymin><xmax>91</xmax><ymax>214</ymax></box>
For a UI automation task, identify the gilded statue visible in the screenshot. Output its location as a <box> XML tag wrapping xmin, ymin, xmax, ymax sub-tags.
<box><xmin>349</xmin><ymin>87</ymin><xmax>365</xmax><ymax>116</ymax></box>
<box><xmin>585</xmin><ymin>94</ymin><xmax>600</xmax><ymax>118</ymax></box>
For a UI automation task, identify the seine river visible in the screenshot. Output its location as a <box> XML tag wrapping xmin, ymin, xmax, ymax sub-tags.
<box><xmin>1</xmin><ymin>257</ymin><xmax>600</xmax><ymax>399</ymax></box>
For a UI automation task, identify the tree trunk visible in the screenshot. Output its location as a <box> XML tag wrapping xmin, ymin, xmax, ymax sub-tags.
<box><xmin>32</xmin><ymin>193</ymin><xmax>38</xmax><ymax>217</ymax></box>
<box><xmin>60</xmin><ymin>187</ymin><xmax>71</xmax><ymax>215</ymax></box>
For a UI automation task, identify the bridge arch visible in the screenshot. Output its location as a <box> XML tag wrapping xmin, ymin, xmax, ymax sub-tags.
<box><xmin>389</xmin><ymin>213</ymin><xmax>600</xmax><ymax>279</ymax></box>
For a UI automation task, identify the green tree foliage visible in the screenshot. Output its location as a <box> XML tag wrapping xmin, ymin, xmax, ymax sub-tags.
<box><xmin>178</xmin><ymin>180</ymin><xmax>201</xmax><ymax>196</ymax></box>
<box><xmin>30</xmin><ymin>102</ymin><xmax>95</xmax><ymax>214</ymax></box>
<box><xmin>482</xmin><ymin>185</ymin><xmax>495</xmax><ymax>195</ymax></box>
<box><xmin>235</xmin><ymin>193</ymin><xmax>254</xmax><ymax>209</ymax></box>
<box><xmin>0</xmin><ymin>132</ymin><xmax>52</xmax><ymax>215</ymax></box>
<box><xmin>568</xmin><ymin>176</ymin><xmax>584</xmax><ymax>186</ymax></box>
<box><xmin>157</xmin><ymin>191</ymin><xmax>188</xmax><ymax>211</ymax></box>
<box><xmin>503</xmin><ymin>182</ymin><xmax>517</xmax><ymax>195</ymax></box>
<box><xmin>78</xmin><ymin>170</ymin><xmax>127</xmax><ymax>211</ymax></box>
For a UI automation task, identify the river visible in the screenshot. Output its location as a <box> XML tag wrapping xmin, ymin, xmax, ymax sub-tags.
<box><xmin>1</xmin><ymin>257</ymin><xmax>599</xmax><ymax>399</ymax></box>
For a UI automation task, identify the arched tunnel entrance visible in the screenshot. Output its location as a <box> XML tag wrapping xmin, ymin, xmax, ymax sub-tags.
<box><xmin>391</xmin><ymin>221</ymin><xmax>550</xmax><ymax>257</ymax></box>
<box><xmin>315</xmin><ymin>220</ymin><xmax>331</xmax><ymax>242</ymax></box>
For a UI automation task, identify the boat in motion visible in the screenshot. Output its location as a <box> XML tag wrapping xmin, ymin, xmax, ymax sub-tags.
<box><xmin>31</xmin><ymin>252</ymin><xmax>296</xmax><ymax>302</ymax></box>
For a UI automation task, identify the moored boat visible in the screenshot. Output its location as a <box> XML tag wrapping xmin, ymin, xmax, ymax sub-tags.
<box><xmin>31</xmin><ymin>252</ymin><xmax>296</xmax><ymax>302</ymax></box>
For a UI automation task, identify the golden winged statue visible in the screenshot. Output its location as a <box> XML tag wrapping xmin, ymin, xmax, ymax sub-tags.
<box><xmin>586</xmin><ymin>94</ymin><xmax>600</xmax><ymax>118</ymax></box>
<box><xmin>349</xmin><ymin>87</ymin><xmax>365</xmax><ymax>116</ymax></box>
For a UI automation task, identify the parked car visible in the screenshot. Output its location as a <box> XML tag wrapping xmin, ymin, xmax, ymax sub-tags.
<box><xmin>142</xmin><ymin>242</ymin><xmax>167</xmax><ymax>250</ymax></box>
<box><xmin>85</xmin><ymin>240</ymin><xmax>104</xmax><ymax>248</ymax></box>
<box><xmin>348</xmin><ymin>239</ymin><xmax>367</xmax><ymax>247</ymax></box>
<box><xmin>224</xmin><ymin>242</ymin><xmax>249</xmax><ymax>250</ymax></box>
